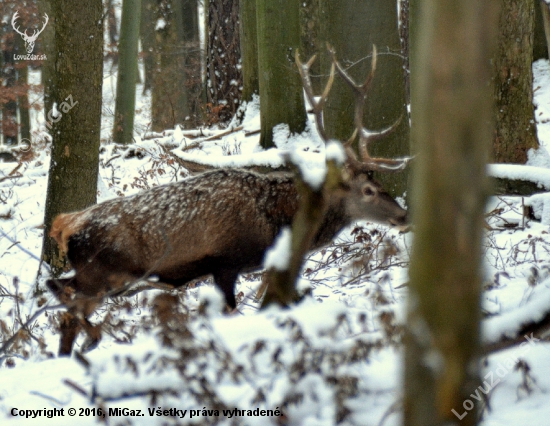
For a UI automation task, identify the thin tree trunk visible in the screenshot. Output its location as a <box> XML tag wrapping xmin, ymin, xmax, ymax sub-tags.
<box><xmin>42</xmin><ymin>0</ymin><xmax>103</xmax><ymax>273</ymax></box>
<box><xmin>39</xmin><ymin>0</ymin><xmax>55</xmax><ymax>123</ymax></box>
<box><xmin>113</xmin><ymin>0</ymin><xmax>141</xmax><ymax>144</ymax></box>
<box><xmin>256</xmin><ymin>0</ymin><xmax>307</xmax><ymax>148</ymax></box>
<box><xmin>404</xmin><ymin>0</ymin><xmax>499</xmax><ymax>424</ymax></box>
<box><xmin>207</xmin><ymin>0</ymin><xmax>241</xmax><ymax>124</ymax></box>
<box><xmin>1</xmin><ymin>32</ymin><xmax>18</xmax><ymax>146</ymax></box>
<box><xmin>140</xmin><ymin>0</ymin><xmax>156</xmax><ymax>94</ymax></box>
<box><xmin>105</xmin><ymin>0</ymin><xmax>119</xmax><ymax>64</ymax></box>
<box><xmin>182</xmin><ymin>0</ymin><xmax>202</xmax><ymax>126</ymax></box>
<box><xmin>299</xmin><ymin>0</ymin><xmax>320</xmax><ymax>93</ymax></box>
<box><xmin>15</xmin><ymin>35</ymin><xmax>30</xmax><ymax>143</ymax></box>
<box><xmin>493</xmin><ymin>0</ymin><xmax>538</xmax><ymax>163</ymax></box>
<box><xmin>534</xmin><ymin>0</ymin><xmax>548</xmax><ymax>60</ymax></box>
<box><xmin>239</xmin><ymin>0</ymin><xmax>258</xmax><ymax>103</ymax></box>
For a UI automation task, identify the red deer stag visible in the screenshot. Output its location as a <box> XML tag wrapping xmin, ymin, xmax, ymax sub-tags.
<box><xmin>46</xmin><ymin>47</ymin><xmax>410</xmax><ymax>355</ymax></box>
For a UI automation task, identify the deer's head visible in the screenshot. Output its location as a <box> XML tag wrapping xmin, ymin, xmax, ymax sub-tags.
<box><xmin>296</xmin><ymin>46</ymin><xmax>411</xmax><ymax>229</ymax></box>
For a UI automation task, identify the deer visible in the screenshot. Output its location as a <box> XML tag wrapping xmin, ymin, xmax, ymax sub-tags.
<box><xmin>46</xmin><ymin>47</ymin><xmax>410</xmax><ymax>355</ymax></box>
<box><xmin>11</xmin><ymin>11</ymin><xmax>49</xmax><ymax>54</ymax></box>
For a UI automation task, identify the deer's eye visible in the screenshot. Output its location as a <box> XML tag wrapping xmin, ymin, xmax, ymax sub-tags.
<box><xmin>363</xmin><ymin>186</ymin><xmax>375</xmax><ymax>196</ymax></box>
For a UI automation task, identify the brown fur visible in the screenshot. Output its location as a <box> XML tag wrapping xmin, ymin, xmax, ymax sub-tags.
<box><xmin>50</xmin><ymin>212</ymin><xmax>89</xmax><ymax>253</ymax></box>
<box><xmin>47</xmin><ymin>168</ymin><xmax>407</xmax><ymax>355</ymax></box>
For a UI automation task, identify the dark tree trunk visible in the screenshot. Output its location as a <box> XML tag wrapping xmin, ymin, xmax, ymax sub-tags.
<box><xmin>39</xmin><ymin>0</ymin><xmax>55</xmax><ymax>123</ymax></box>
<box><xmin>239</xmin><ymin>0</ymin><xmax>258</xmax><ymax>103</ymax></box>
<box><xmin>534</xmin><ymin>0</ymin><xmax>548</xmax><ymax>60</ymax></box>
<box><xmin>152</xmin><ymin>0</ymin><xmax>189</xmax><ymax>130</ymax></box>
<box><xmin>140</xmin><ymin>0</ymin><xmax>156</xmax><ymax>94</ymax></box>
<box><xmin>404</xmin><ymin>0</ymin><xmax>499</xmax><ymax>424</ymax></box>
<box><xmin>256</xmin><ymin>0</ymin><xmax>307</xmax><ymax>148</ymax></box>
<box><xmin>42</xmin><ymin>0</ymin><xmax>103</xmax><ymax>273</ymax></box>
<box><xmin>207</xmin><ymin>0</ymin><xmax>242</xmax><ymax>124</ymax></box>
<box><xmin>181</xmin><ymin>0</ymin><xmax>202</xmax><ymax>127</ymax></box>
<box><xmin>105</xmin><ymin>0</ymin><xmax>119</xmax><ymax>64</ymax></box>
<box><xmin>1</xmin><ymin>31</ymin><xmax>18</xmax><ymax>146</ymax></box>
<box><xmin>493</xmin><ymin>0</ymin><xmax>538</xmax><ymax>163</ymax></box>
<box><xmin>299</xmin><ymin>0</ymin><xmax>321</xmax><ymax>93</ymax></box>
<box><xmin>400</xmin><ymin>0</ymin><xmax>411</xmax><ymax>107</ymax></box>
<box><xmin>15</xmin><ymin>35</ymin><xmax>30</xmax><ymax>144</ymax></box>
<box><xmin>318</xmin><ymin>0</ymin><xmax>410</xmax><ymax>198</ymax></box>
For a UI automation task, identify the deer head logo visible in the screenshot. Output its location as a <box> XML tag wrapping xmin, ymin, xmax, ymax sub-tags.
<box><xmin>11</xmin><ymin>11</ymin><xmax>49</xmax><ymax>54</ymax></box>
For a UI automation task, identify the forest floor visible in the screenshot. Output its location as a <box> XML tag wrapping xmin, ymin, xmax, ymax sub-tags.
<box><xmin>1</xmin><ymin>61</ymin><xmax>550</xmax><ymax>425</ymax></box>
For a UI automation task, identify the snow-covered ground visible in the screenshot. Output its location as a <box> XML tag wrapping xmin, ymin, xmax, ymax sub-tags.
<box><xmin>2</xmin><ymin>57</ymin><xmax>550</xmax><ymax>425</ymax></box>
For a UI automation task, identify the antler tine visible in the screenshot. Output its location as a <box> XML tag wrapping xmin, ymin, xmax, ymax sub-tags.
<box><xmin>38</xmin><ymin>14</ymin><xmax>49</xmax><ymax>36</ymax></box>
<box><xmin>295</xmin><ymin>50</ymin><xmax>335</xmax><ymax>142</ymax></box>
<box><xmin>29</xmin><ymin>14</ymin><xmax>49</xmax><ymax>40</ymax></box>
<box><xmin>328</xmin><ymin>45</ymin><xmax>408</xmax><ymax>173</ymax></box>
<box><xmin>11</xmin><ymin>11</ymin><xmax>27</xmax><ymax>37</ymax></box>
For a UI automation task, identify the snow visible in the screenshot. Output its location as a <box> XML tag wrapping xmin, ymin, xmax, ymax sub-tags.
<box><xmin>264</xmin><ymin>227</ymin><xmax>292</xmax><ymax>271</ymax></box>
<box><xmin>3</xmin><ymin>33</ymin><xmax>550</xmax><ymax>426</ymax></box>
<box><xmin>487</xmin><ymin>164</ymin><xmax>550</xmax><ymax>190</ymax></box>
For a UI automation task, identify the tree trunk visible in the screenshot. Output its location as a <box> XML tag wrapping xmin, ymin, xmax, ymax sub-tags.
<box><xmin>299</xmin><ymin>0</ymin><xmax>321</xmax><ymax>93</ymax></box>
<box><xmin>540</xmin><ymin>1</ymin><xmax>550</xmax><ymax>59</ymax></box>
<box><xmin>42</xmin><ymin>0</ymin><xmax>103</xmax><ymax>274</ymax></box>
<box><xmin>207</xmin><ymin>0</ymin><xmax>242</xmax><ymax>124</ymax></box>
<box><xmin>181</xmin><ymin>0</ymin><xmax>202</xmax><ymax>127</ymax></box>
<box><xmin>493</xmin><ymin>0</ymin><xmax>538</xmax><ymax>163</ymax></box>
<box><xmin>534</xmin><ymin>0</ymin><xmax>548</xmax><ymax>60</ymax></box>
<box><xmin>318</xmin><ymin>0</ymin><xmax>410</xmax><ymax>198</ymax></box>
<box><xmin>15</xmin><ymin>35</ymin><xmax>30</xmax><ymax>144</ymax></box>
<box><xmin>1</xmin><ymin>31</ymin><xmax>18</xmax><ymax>146</ymax></box>
<box><xmin>140</xmin><ymin>0</ymin><xmax>156</xmax><ymax>94</ymax></box>
<box><xmin>113</xmin><ymin>0</ymin><xmax>141</xmax><ymax>144</ymax></box>
<box><xmin>404</xmin><ymin>1</ymin><xmax>499</xmax><ymax>425</ymax></box>
<box><xmin>239</xmin><ymin>0</ymin><xmax>259</xmax><ymax>103</ymax></box>
<box><xmin>256</xmin><ymin>0</ymin><xmax>307</xmax><ymax>148</ymax></box>
<box><xmin>105</xmin><ymin>0</ymin><xmax>119</xmax><ymax>64</ymax></box>
<box><xmin>152</xmin><ymin>0</ymin><xmax>189</xmax><ymax>131</ymax></box>
<box><xmin>39</xmin><ymin>0</ymin><xmax>56</xmax><ymax>123</ymax></box>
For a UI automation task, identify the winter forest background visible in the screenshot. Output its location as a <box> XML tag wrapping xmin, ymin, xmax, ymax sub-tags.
<box><xmin>1</xmin><ymin>0</ymin><xmax>550</xmax><ymax>425</ymax></box>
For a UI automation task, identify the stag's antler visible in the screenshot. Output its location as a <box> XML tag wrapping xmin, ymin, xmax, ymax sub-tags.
<box><xmin>296</xmin><ymin>45</ymin><xmax>410</xmax><ymax>174</ymax></box>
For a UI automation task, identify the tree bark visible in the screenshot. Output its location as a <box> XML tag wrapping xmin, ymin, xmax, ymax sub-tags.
<box><xmin>404</xmin><ymin>0</ymin><xmax>499</xmax><ymax>425</ymax></box>
<box><xmin>318</xmin><ymin>0</ymin><xmax>410</xmax><ymax>198</ymax></box>
<box><xmin>493</xmin><ymin>0</ymin><xmax>538</xmax><ymax>163</ymax></box>
<box><xmin>207</xmin><ymin>0</ymin><xmax>242</xmax><ymax>124</ymax></box>
<box><xmin>152</xmin><ymin>0</ymin><xmax>189</xmax><ymax>131</ymax></box>
<box><xmin>1</xmin><ymin>30</ymin><xmax>18</xmax><ymax>146</ymax></box>
<box><xmin>15</xmin><ymin>35</ymin><xmax>30</xmax><ymax>144</ymax></box>
<box><xmin>256</xmin><ymin>0</ymin><xmax>307</xmax><ymax>148</ymax></box>
<box><xmin>42</xmin><ymin>0</ymin><xmax>103</xmax><ymax>274</ymax></box>
<box><xmin>39</xmin><ymin>0</ymin><xmax>56</xmax><ymax>122</ymax></box>
<box><xmin>182</xmin><ymin>0</ymin><xmax>202</xmax><ymax>127</ymax></box>
<box><xmin>534</xmin><ymin>0</ymin><xmax>548</xmax><ymax>60</ymax></box>
<box><xmin>113</xmin><ymin>0</ymin><xmax>141</xmax><ymax>144</ymax></box>
<box><xmin>239</xmin><ymin>0</ymin><xmax>258</xmax><ymax>103</ymax></box>
<box><xmin>140</xmin><ymin>0</ymin><xmax>156</xmax><ymax>94</ymax></box>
